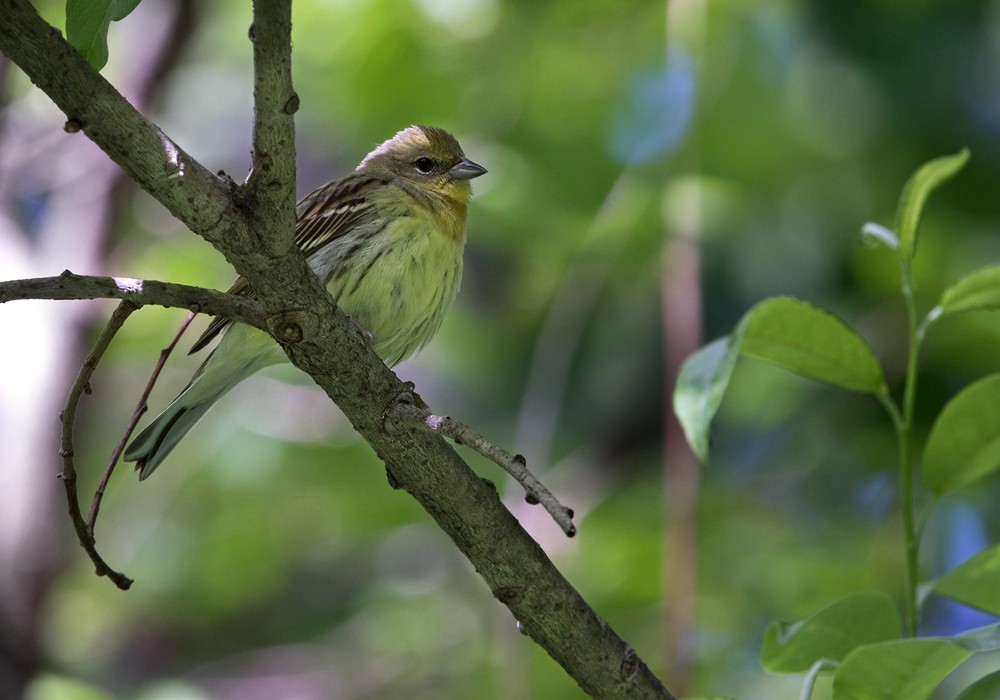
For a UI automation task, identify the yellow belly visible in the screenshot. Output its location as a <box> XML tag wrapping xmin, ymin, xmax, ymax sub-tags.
<box><xmin>326</xmin><ymin>213</ymin><xmax>465</xmax><ymax>367</ymax></box>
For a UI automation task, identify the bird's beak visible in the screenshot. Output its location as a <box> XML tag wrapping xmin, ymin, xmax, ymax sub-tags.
<box><xmin>449</xmin><ymin>158</ymin><xmax>488</xmax><ymax>181</ymax></box>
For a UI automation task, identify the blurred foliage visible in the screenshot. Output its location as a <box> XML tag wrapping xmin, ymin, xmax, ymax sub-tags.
<box><xmin>7</xmin><ymin>0</ymin><xmax>1000</xmax><ymax>698</ymax></box>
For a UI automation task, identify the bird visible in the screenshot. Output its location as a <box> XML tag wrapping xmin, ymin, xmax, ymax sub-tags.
<box><xmin>124</xmin><ymin>125</ymin><xmax>486</xmax><ymax>479</ymax></box>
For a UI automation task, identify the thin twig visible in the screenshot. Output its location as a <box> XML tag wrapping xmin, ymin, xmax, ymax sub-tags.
<box><xmin>86</xmin><ymin>311</ymin><xmax>197</xmax><ymax>536</ymax></box>
<box><xmin>59</xmin><ymin>301</ymin><xmax>137</xmax><ymax>590</ymax></box>
<box><xmin>390</xmin><ymin>399</ymin><xmax>576</xmax><ymax>537</ymax></box>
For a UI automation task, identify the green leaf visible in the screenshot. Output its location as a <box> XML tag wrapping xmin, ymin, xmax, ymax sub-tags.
<box><xmin>66</xmin><ymin>0</ymin><xmax>143</xmax><ymax>70</ymax></box>
<box><xmin>672</xmin><ymin>336</ymin><xmax>739</xmax><ymax>463</ymax></box>
<box><xmin>955</xmin><ymin>669</ymin><xmax>1000</xmax><ymax>700</ymax></box>
<box><xmin>935</xmin><ymin>545</ymin><xmax>1000</xmax><ymax>616</ymax></box>
<box><xmin>832</xmin><ymin>639</ymin><xmax>971</xmax><ymax>700</ymax></box>
<box><xmin>922</xmin><ymin>373</ymin><xmax>1000</xmax><ymax>495</ymax></box>
<box><xmin>738</xmin><ymin>297</ymin><xmax>886</xmax><ymax>395</ymax></box>
<box><xmin>895</xmin><ymin>148</ymin><xmax>970</xmax><ymax>260</ymax></box>
<box><xmin>673</xmin><ymin>298</ymin><xmax>888</xmax><ymax>461</ymax></box>
<box><xmin>761</xmin><ymin>592</ymin><xmax>900</xmax><ymax>673</ymax></box>
<box><xmin>939</xmin><ymin>264</ymin><xmax>1000</xmax><ymax>316</ymax></box>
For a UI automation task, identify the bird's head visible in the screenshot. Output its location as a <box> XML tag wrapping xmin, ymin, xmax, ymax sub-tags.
<box><xmin>358</xmin><ymin>125</ymin><xmax>487</xmax><ymax>205</ymax></box>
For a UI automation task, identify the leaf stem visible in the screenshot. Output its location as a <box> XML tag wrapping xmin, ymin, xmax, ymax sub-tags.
<box><xmin>898</xmin><ymin>260</ymin><xmax>921</xmax><ymax>637</ymax></box>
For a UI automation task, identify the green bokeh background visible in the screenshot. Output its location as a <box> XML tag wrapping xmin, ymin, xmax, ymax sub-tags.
<box><xmin>5</xmin><ymin>0</ymin><xmax>1000</xmax><ymax>698</ymax></box>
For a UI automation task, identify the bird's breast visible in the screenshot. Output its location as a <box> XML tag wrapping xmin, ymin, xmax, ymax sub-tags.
<box><xmin>317</xmin><ymin>209</ymin><xmax>466</xmax><ymax>366</ymax></box>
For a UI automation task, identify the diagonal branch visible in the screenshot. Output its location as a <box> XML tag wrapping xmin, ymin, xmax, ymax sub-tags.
<box><xmin>0</xmin><ymin>1</ymin><xmax>246</xmax><ymax>259</ymax></box>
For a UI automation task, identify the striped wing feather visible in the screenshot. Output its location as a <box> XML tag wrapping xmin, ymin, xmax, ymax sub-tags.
<box><xmin>188</xmin><ymin>173</ymin><xmax>385</xmax><ymax>354</ymax></box>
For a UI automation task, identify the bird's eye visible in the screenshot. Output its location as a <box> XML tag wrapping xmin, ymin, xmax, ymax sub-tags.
<box><xmin>414</xmin><ymin>157</ymin><xmax>435</xmax><ymax>174</ymax></box>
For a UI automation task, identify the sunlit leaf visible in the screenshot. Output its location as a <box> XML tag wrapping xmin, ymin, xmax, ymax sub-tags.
<box><xmin>939</xmin><ymin>265</ymin><xmax>1000</xmax><ymax>316</ymax></box>
<box><xmin>895</xmin><ymin>148</ymin><xmax>969</xmax><ymax>260</ymax></box>
<box><xmin>738</xmin><ymin>297</ymin><xmax>886</xmax><ymax>395</ymax></box>
<box><xmin>935</xmin><ymin>546</ymin><xmax>1000</xmax><ymax>617</ymax></box>
<box><xmin>672</xmin><ymin>336</ymin><xmax>739</xmax><ymax>463</ymax></box>
<box><xmin>66</xmin><ymin>0</ymin><xmax>143</xmax><ymax>70</ymax></box>
<box><xmin>832</xmin><ymin>639</ymin><xmax>971</xmax><ymax>700</ymax></box>
<box><xmin>761</xmin><ymin>592</ymin><xmax>900</xmax><ymax>673</ymax></box>
<box><xmin>922</xmin><ymin>373</ymin><xmax>1000</xmax><ymax>495</ymax></box>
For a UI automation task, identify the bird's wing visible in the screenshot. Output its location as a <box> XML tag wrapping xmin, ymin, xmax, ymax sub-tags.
<box><xmin>188</xmin><ymin>173</ymin><xmax>388</xmax><ymax>354</ymax></box>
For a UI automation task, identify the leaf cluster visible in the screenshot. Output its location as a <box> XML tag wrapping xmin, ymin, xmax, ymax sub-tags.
<box><xmin>674</xmin><ymin>150</ymin><xmax>1000</xmax><ymax>699</ymax></box>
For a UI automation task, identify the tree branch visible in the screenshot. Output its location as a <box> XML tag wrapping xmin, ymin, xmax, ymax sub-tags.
<box><xmin>0</xmin><ymin>272</ymin><xmax>267</xmax><ymax>331</ymax></box>
<box><xmin>0</xmin><ymin>2</ymin><xmax>673</xmax><ymax>696</ymax></box>
<box><xmin>0</xmin><ymin>0</ymin><xmax>247</xmax><ymax>261</ymax></box>
<box><xmin>0</xmin><ymin>4</ymin><xmax>205</xmax><ymax>691</ymax></box>
<box><xmin>248</xmin><ymin>0</ymin><xmax>297</xmax><ymax>257</ymax></box>
<box><xmin>390</xmin><ymin>398</ymin><xmax>577</xmax><ymax>536</ymax></box>
<box><xmin>59</xmin><ymin>302</ymin><xmax>137</xmax><ymax>590</ymax></box>
<box><xmin>1</xmin><ymin>273</ymin><xmax>259</xmax><ymax>587</ymax></box>
<box><xmin>87</xmin><ymin>311</ymin><xmax>198</xmax><ymax>536</ymax></box>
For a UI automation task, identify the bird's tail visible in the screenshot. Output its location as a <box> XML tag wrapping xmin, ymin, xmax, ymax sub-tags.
<box><xmin>124</xmin><ymin>389</ymin><xmax>220</xmax><ymax>480</ymax></box>
<box><xmin>124</xmin><ymin>323</ymin><xmax>288</xmax><ymax>479</ymax></box>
